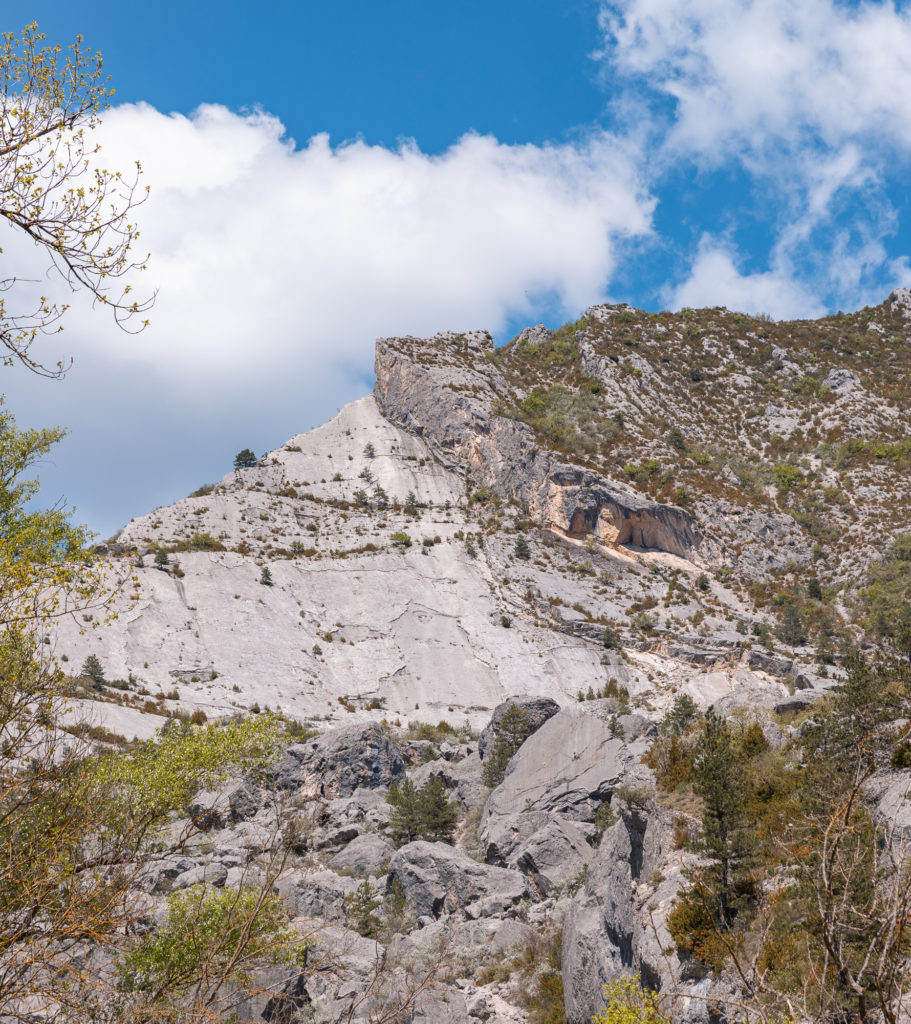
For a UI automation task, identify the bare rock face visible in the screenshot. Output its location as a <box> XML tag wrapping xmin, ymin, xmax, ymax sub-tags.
<box><xmin>481</xmin><ymin>706</ymin><xmax>653</xmax><ymax>897</ymax></box>
<box><xmin>374</xmin><ymin>337</ymin><xmax>724</xmax><ymax>569</ymax></box>
<box><xmin>274</xmin><ymin>722</ymin><xmax>405</xmax><ymax>798</ymax></box>
<box><xmin>329</xmin><ymin>833</ymin><xmax>395</xmax><ymax>877</ymax></box>
<box><xmin>891</xmin><ymin>287</ymin><xmax>911</xmax><ymax>318</ymax></box>
<box><xmin>386</xmin><ymin>841</ymin><xmax>531</xmax><ymax>920</ymax></box>
<box><xmin>481</xmin><ymin>706</ymin><xmax>653</xmax><ymax>827</ymax></box>
<box><xmin>477</xmin><ymin>695</ymin><xmax>560</xmax><ymax>760</ymax></box>
<box><xmin>491</xmin><ymin>811</ymin><xmax>595</xmax><ymax>897</ymax></box>
<box><xmin>561</xmin><ymin>805</ymin><xmax>739</xmax><ymax>1023</ymax></box>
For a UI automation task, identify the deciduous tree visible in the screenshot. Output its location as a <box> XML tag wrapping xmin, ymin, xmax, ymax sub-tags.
<box><xmin>0</xmin><ymin>22</ymin><xmax>151</xmax><ymax>376</ymax></box>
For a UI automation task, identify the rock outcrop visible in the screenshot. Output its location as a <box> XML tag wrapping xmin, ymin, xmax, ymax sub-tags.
<box><xmin>273</xmin><ymin>722</ymin><xmax>405</xmax><ymax>798</ymax></box>
<box><xmin>387</xmin><ymin>841</ymin><xmax>531</xmax><ymax>920</ymax></box>
<box><xmin>477</xmin><ymin>695</ymin><xmax>560</xmax><ymax>760</ymax></box>
<box><xmin>561</xmin><ymin>803</ymin><xmax>740</xmax><ymax>1023</ymax></box>
<box><xmin>374</xmin><ymin>336</ymin><xmax>725</xmax><ymax>569</ymax></box>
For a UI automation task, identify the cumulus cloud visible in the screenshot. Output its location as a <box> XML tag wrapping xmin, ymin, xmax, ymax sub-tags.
<box><xmin>598</xmin><ymin>0</ymin><xmax>911</xmax><ymax>318</ymax></box>
<box><xmin>29</xmin><ymin>102</ymin><xmax>653</xmax><ymax>379</ymax></box>
<box><xmin>666</xmin><ymin>239</ymin><xmax>825</xmax><ymax>320</ymax></box>
<box><xmin>600</xmin><ymin>0</ymin><xmax>911</xmax><ymax>165</ymax></box>
<box><xmin>7</xmin><ymin>102</ymin><xmax>654</xmax><ymax>533</ymax></box>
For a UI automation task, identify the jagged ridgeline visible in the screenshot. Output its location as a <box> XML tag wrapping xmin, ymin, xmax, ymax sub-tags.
<box><xmin>380</xmin><ymin>289</ymin><xmax>911</xmax><ymax>584</ymax></box>
<box><xmin>14</xmin><ymin>291</ymin><xmax>911</xmax><ymax>1024</ymax></box>
<box><xmin>51</xmin><ymin>291</ymin><xmax>911</xmax><ymax>738</ymax></box>
<box><xmin>377</xmin><ymin>288</ymin><xmax>911</xmax><ymax>641</ymax></box>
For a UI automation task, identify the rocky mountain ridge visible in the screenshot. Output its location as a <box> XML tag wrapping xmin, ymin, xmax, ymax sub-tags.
<box><xmin>56</xmin><ymin>292</ymin><xmax>911</xmax><ymax>737</ymax></box>
<box><xmin>42</xmin><ymin>293</ymin><xmax>911</xmax><ymax>1024</ymax></box>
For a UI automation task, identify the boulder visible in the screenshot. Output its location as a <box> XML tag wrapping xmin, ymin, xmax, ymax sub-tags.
<box><xmin>614</xmin><ymin>713</ymin><xmax>657</xmax><ymax>741</ymax></box>
<box><xmin>330</xmin><ymin>833</ymin><xmax>395</xmax><ymax>877</ymax></box>
<box><xmin>387</xmin><ymin>841</ymin><xmax>530</xmax><ymax>919</ymax></box>
<box><xmin>872</xmin><ymin>771</ymin><xmax>911</xmax><ymax>843</ymax></box>
<box><xmin>266</xmin><ymin>925</ymin><xmax>382</xmax><ymax>1024</ymax></box>
<box><xmin>276</xmin><ymin>869</ymin><xmax>359</xmax><ymax>922</ymax></box>
<box><xmin>477</xmin><ymin>696</ymin><xmax>560</xmax><ymax>761</ymax></box>
<box><xmin>273</xmin><ymin>722</ymin><xmax>405</xmax><ymax>798</ymax></box>
<box><xmin>187</xmin><ymin>777</ymin><xmax>263</xmax><ymax>830</ymax></box>
<box><xmin>482</xmin><ymin>706</ymin><xmax>652</xmax><ymax>825</ymax></box>
<box><xmin>512</xmin><ymin>817</ymin><xmax>594</xmax><ymax>896</ymax></box>
<box><xmin>482</xmin><ymin>809</ymin><xmax>593</xmax><ymax>895</ymax></box>
<box><xmin>136</xmin><ymin>855</ymin><xmax>196</xmax><ymax>894</ymax></box>
<box><xmin>171</xmin><ymin>861</ymin><xmax>229</xmax><ymax>890</ymax></box>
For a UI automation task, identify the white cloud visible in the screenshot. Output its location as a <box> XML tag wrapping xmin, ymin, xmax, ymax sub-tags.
<box><xmin>598</xmin><ymin>0</ymin><xmax>911</xmax><ymax>322</ymax></box>
<box><xmin>600</xmin><ymin>0</ymin><xmax>911</xmax><ymax>166</ymax></box>
<box><xmin>667</xmin><ymin>234</ymin><xmax>911</xmax><ymax>321</ymax></box>
<box><xmin>6</xmin><ymin>102</ymin><xmax>655</xmax><ymax>534</ymax></box>
<box><xmin>667</xmin><ymin>239</ymin><xmax>825</xmax><ymax>319</ymax></box>
<box><xmin>28</xmin><ymin>103</ymin><xmax>654</xmax><ymax>381</ymax></box>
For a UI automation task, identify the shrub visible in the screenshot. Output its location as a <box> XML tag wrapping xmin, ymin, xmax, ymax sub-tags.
<box><xmin>667</xmin><ymin>426</ymin><xmax>686</xmax><ymax>451</ymax></box>
<box><xmin>592</xmin><ymin>975</ymin><xmax>673</xmax><ymax>1024</ymax></box>
<box><xmin>602</xmin><ymin>626</ymin><xmax>621</xmax><ymax>649</ymax></box>
<box><xmin>667</xmin><ymin>887</ymin><xmax>730</xmax><ymax>972</ymax></box>
<box><xmin>188</xmin><ymin>532</ymin><xmax>222</xmax><ymax>551</ymax></box>
<box><xmin>773</xmin><ymin>462</ymin><xmax>804</xmax><ymax>490</ymax></box>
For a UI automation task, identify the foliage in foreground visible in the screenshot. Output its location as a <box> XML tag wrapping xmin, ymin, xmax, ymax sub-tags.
<box><xmin>592</xmin><ymin>976</ymin><xmax>673</xmax><ymax>1024</ymax></box>
<box><xmin>655</xmin><ymin>649</ymin><xmax>911</xmax><ymax>1024</ymax></box>
<box><xmin>116</xmin><ymin>885</ymin><xmax>307</xmax><ymax>1014</ymax></box>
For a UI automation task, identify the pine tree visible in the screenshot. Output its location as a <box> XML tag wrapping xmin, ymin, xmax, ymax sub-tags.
<box><xmin>482</xmin><ymin>705</ymin><xmax>532</xmax><ymax>788</ymax></box>
<box><xmin>233</xmin><ymin>448</ymin><xmax>258</xmax><ymax>470</ymax></box>
<box><xmin>387</xmin><ymin>779</ymin><xmax>421</xmax><ymax>846</ymax></box>
<box><xmin>663</xmin><ymin>693</ymin><xmax>698</xmax><ymax>736</ymax></box>
<box><xmin>345</xmin><ymin>880</ymin><xmax>382</xmax><ymax>938</ymax></box>
<box><xmin>514</xmin><ymin>535</ymin><xmax>530</xmax><ymax>560</ymax></box>
<box><xmin>387</xmin><ymin>776</ymin><xmax>460</xmax><ymax>846</ymax></box>
<box><xmin>81</xmin><ymin>653</ymin><xmax>105</xmax><ymax>687</ymax></box>
<box><xmin>691</xmin><ymin>708</ymin><xmax>750</xmax><ymax>928</ymax></box>
<box><xmin>778</xmin><ymin>604</ymin><xmax>806</xmax><ymax>646</ymax></box>
<box><xmin>260</xmin><ymin>566</ymin><xmax>273</xmax><ymax>586</ymax></box>
<box><xmin>419</xmin><ymin>776</ymin><xmax>459</xmax><ymax>843</ymax></box>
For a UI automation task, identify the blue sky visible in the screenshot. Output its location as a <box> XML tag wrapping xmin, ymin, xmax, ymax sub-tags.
<box><xmin>6</xmin><ymin>0</ymin><xmax>911</xmax><ymax>535</ymax></box>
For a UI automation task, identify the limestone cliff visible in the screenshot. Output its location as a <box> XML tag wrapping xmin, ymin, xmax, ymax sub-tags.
<box><xmin>375</xmin><ymin>334</ymin><xmax>724</xmax><ymax>570</ymax></box>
